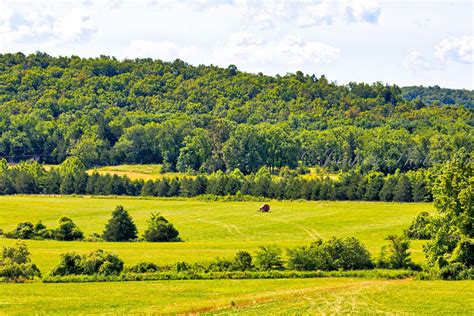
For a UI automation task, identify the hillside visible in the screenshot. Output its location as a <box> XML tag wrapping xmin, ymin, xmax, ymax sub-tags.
<box><xmin>401</xmin><ymin>86</ymin><xmax>473</xmax><ymax>108</ymax></box>
<box><xmin>0</xmin><ymin>52</ymin><xmax>472</xmax><ymax>174</ymax></box>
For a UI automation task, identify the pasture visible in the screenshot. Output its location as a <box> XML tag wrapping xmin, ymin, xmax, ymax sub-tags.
<box><xmin>0</xmin><ymin>195</ymin><xmax>433</xmax><ymax>272</ymax></box>
<box><xmin>0</xmin><ymin>278</ymin><xmax>472</xmax><ymax>314</ymax></box>
<box><xmin>85</xmin><ymin>164</ymin><xmax>193</xmax><ymax>181</ymax></box>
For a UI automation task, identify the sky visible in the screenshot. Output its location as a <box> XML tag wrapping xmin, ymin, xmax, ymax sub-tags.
<box><xmin>0</xmin><ymin>0</ymin><xmax>473</xmax><ymax>89</ymax></box>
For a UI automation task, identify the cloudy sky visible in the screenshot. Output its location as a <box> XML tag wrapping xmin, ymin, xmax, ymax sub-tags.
<box><xmin>0</xmin><ymin>0</ymin><xmax>472</xmax><ymax>88</ymax></box>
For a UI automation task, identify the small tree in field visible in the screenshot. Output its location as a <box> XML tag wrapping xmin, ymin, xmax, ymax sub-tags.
<box><xmin>0</xmin><ymin>241</ymin><xmax>41</xmax><ymax>281</ymax></box>
<box><xmin>255</xmin><ymin>245</ymin><xmax>284</xmax><ymax>271</ymax></box>
<box><xmin>377</xmin><ymin>235</ymin><xmax>415</xmax><ymax>269</ymax></box>
<box><xmin>103</xmin><ymin>206</ymin><xmax>137</xmax><ymax>242</ymax></box>
<box><xmin>54</xmin><ymin>217</ymin><xmax>84</xmax><ymax>241</ymax></box>
<box><xmin>143</xmin><ymin>213</ymin><xmax>180</xmax><ymax>242</ymax></box>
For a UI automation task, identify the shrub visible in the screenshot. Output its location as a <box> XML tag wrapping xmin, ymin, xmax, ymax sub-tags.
<box><xmin>322</xmin><ymin>237</ymin><xmax>373</xmax><ymax>270</ymax></box>
<box><xmin>125</xmin><ymin>262</ymin><xmax>160</xmax><ymax>273</ymax></box>
<box><xmin>439</xmin><ymin>262</ymin><xmax>469</xmax><ymax>280</ymax></box>
<box><xmin>0</xmin><ymin>241</ymin><xmax>41</xmax><ymax>281</ymax></box>
<box><xmin>255</xmin><ymin>246</ymin><xmax>284</xmax><ymax>271</ymax></box>
<box><xmin>377</xmin><ymin>235</ymin><xmax>416</xmax><ymax>269</ymax></box>
<box><xmin>103</xmin><ymin>206</ymin><xmax>138</xmax><ymax>242</ymax></box>
<box><xmin>405</xmin><ymin>211</ymin><xmax>433</xmax><ymax>240</ymax></box>
<box><xmin>143</xmin><ymin>213</ymin><xmax>180</xmax><ymax>242</ymax></box>
<box><xmin>287</xmin><ymin>243</ymin><xmax>329</xmax><ymax>271</ymax></box>
<box><xmin>287</xmin><ymin>237</ymin><xmax>373</xmax><ymax>271</ymax></box>
<box><xmin>54</xmin><ymin>217</ymin><xmax>84</xmax><ymax>241</ymax></box>
<box><xmin>207</xmin><ymin>257</ymin><xmax>234</xmax><ymax>272</ymax></box>
<box><xmin>49</xmin><ymin>252</ymin><xmax>83</xmax><ymax>276</ymax></box>
<box><xmin>6</xmin><ymin>222</ymin><xmax>35</xmax><ymax>239</ymax></box>
<box><xmin>50</xmin><ymin>249</ymin><xmax>124</xmax><ymax>276</ymax></box>
<box><xmin>232</xmin><ymin>251</ymin><xmax>253</xmax><ymax>271</ymax></box>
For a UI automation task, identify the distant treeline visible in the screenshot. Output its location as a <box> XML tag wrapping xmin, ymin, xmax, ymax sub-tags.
<box><xmin>0</xmin><ymin>158</ymin><xmax>433</xmax><ymax>202</ymax></box>
<box><xmin>401</xmin><ymin>86</ymin><xmax>474</xmax><ymax>108</ymax></box>
<box><xmin>0</xmin><ymin>53</ymin><xmax>472</xmax><ymax>174</ymax></box>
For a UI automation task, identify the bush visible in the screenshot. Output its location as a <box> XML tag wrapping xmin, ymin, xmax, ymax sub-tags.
<box><xmin>322</xmin><ymin>237</ymin><xmax>373</xmax><ymax>270</ymax></box>
<box><xmin>287</xmin><ymin>243</ymin><xmax>329</xmax><ymax>271</ymax></box>
<box><xmin>439</xmin><ymin>262</ymin><xmax>470</xmax><ymax>280</ymax></box>
<box><xmin>50</xmin><ymin>249</ymin><xmax>124</xmax><ymax>276</ymax></box>
<box><xmin>103</xmin><ymin>206</ymin><xmax>138</xmax><ymax>242</ymax></box>
<box><xmin>405</xmin><ymin>212</ymin><xmax>433</xmax><ymax>240</ymax></box>
<box><xmin>377</xmin><ymin>235</ymin><xmax>417</xmax><ymax>269</ymax></box>
<box><xmin>5</xmin><ymin>219</ymin><xmax>83</xmax><ymax>241</ymax></box>
<box><xmin>143</xmin><ymin>213</ymin><xmax>180</xmax><ymax>242</ymax></box>
<box><xmin>207</xmin><ymin>257</ymin><xmax>234</xmax><ymax>272</ymax></box>
<box><xmin>54</xmin><ymin>217</ymin><xmax>84</xmax><ymax>241</ymax></box>
<box><xmin>124</xmin><ymin>262</ymin><xmax>160</xmax><ymax>273</ymax></box>
<box><xmin>5</xmin><ymin>222</ymin><xmax>35</xmax><ymax>239</ymax></box>
<box><xmin>0</xmin><ymin>241</ymin><xmax>41</xmax><ymax>281</ymax></box>
<box><xmin>232</xmin><ymin>251</ymin><xmax>253</xmax><ymax>271</ymax></box>
<box><xmin>287</xmin><ymin>237</ymin><xmax>373</xmax><ymax>271</ymax></box>
<box><xmin>255</xmin><ymin>246</ymin><xmax>284</xmax><ymax>271</ymax></box>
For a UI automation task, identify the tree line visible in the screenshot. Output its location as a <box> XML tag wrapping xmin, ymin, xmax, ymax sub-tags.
<box><xmin>0</xmin><ymin>53</ymin><xmax>472</xmax><ymax>174</ymax></box>
<box><xmin>0</xmin><ymin>157</ymin><xmax>433</xmax><ymax>202</ymax></box>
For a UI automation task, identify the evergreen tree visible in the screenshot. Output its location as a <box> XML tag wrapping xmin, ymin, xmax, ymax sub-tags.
<box><xmin>103</xmin><ymin>205</ymin><xmax>138</xmax><ymax>242</ymax></box>
<box><xmin>393</xmin><ymin>174</ymin><xmax>412</xmax><ymax>202</ymax></box>
<box><xmin>143</xmin><ymin>212</ymin><xmax>180</xmax><ymax>242</ymax></box>
<box><xmin>379</xmin><ymin>175</ymin><xmax>397</xmax><ymax>201</ymax></box>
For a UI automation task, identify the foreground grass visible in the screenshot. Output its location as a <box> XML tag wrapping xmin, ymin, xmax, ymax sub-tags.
<box><xmin>0</xmin><ymin>196</ymin><xmax>432</xmax><ymax>272</ymax></box>
<box><xmin>0</xmin><ymin>278</ymin><xmax>471</xmax><ymax>314</ymax></box>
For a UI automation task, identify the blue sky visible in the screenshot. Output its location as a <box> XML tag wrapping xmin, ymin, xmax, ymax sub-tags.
<box><xmin>1</xmin><ymin>0</ymin><xmax>473</xmax><ymax>88</ymax></box>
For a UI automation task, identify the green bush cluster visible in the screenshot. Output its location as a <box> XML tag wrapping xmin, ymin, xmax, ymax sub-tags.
<box><xmin>0</xmin><ymin>241</ymin><xmax>41</xmax><ymax>281</ymax></box>
<box><xmin>49</xmin><ymin>249</ymin><xmax>124</xmax><ymax>276</ymax></box>
<box><xmin>405</xmin><ymin>211</ymin><xmax>433</xmax><ymax>240</ymax></box>
<box><xmin>103</xmin><ymin>206</ymin><xmax>181</xmax><ymax>242</ymax></box>
<box><xmin>3</xmin><ymin>206</ymin><xmax>182</xmax><ymax>244</ymax></box>
<box><xmin>287</xmin><ymin>237</ymin><xmax>373</xmax><ymax>271</ymax></box>
<box><xmin>143</xmin><ymin>213</ymin><xmax>180</xmax><ymax>242</ymax></box>
<box><xmin>3</xmin><ymin>217</ymin><xmax>84</xmax><ymax>241</ymax></box>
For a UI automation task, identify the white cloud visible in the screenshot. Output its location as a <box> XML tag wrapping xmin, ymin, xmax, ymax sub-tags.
<box><xmin>0</xmin><ymin>2</ymin><xmax>96</xmax><ymax>45</ymax></box>
<box><xmin>403</xmin><ymin>49</ymin><xmax>433</xmax><ymax>71</ymax></box>
<box><xmin>234</xmin><ymin>0</ymin><xmax>381</xmax><ymax>30</ymax></box>
<box><xmin>343</xmin><ymin>0</ymin><xmax>381</xmax><ymax>23</ymax></box>
<box><xmin>214</xmin><ymin>32</ymin><xmax>340</xmax><ymax>69</ymax></box>
<box><xmin>435</xmin><ymin>36</ymin><xmax>473</xmax><ymax>63</ymax></box>
<box><xmin>52</xmin><ymin>9</ymin><xmax>96</xmax><ymax>42</ymax></box>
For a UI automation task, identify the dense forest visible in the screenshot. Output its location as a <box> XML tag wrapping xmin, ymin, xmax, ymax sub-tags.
<box><xmin>401</xmin><ymin>86</ymin><xmax>473</xmax><ymax>108</ymax></box>
<box><xmin>0</xmin><ymin>52</ymin><xmax>472</xmax><ymax>175</ymax></box>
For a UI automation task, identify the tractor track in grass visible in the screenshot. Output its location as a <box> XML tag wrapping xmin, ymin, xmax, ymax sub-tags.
<box><xmin>180</xmin><ymin>278</ymin><xmax>412</xmax><ymax>315</ymax></box>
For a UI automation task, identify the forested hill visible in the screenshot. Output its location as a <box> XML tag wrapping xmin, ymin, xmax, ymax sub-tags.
<box><xmin>0</xmin><ymin>52</ymin><xmax>472</xmax><ymax>174</ymax></box>
<box><xmin>401</xmin><ymin>86</ymin><xmax>473</xmax><ymax>108</ymax></box>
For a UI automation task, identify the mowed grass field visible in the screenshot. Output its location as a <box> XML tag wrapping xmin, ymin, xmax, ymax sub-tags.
<box><xmin>0</xmin><ymin>195</ymin><xmax>433</xmax><ymax>272</ymax></box>
<box><xmin>0</xmin><ymin>278</ymin><xmax>472</xmax><ymax>314</ymax></box>
<box><xmin>1</xmin><ymin>196</ymin><xmax>472</xmax><ymax>315</ymax></box>
<box><xmin>85</xmin><ymin>164</ymin><xmax>192</xmax><ymax>180</ymax></box>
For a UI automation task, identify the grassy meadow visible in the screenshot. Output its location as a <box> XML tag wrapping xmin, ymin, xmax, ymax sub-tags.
<box><xmin>0</xmin><ymin>278</ymin><xmax>472</xmax><ymax>314</ymax></box>
<box><xmin>1</xmin><ymin>195</ymin><xmax>472</xmax><ymax>315</ymax></box>
<box><xmin>0</xmin><ymin>195</ymin><xmax>433</xmax><ymax>272</ymax></box>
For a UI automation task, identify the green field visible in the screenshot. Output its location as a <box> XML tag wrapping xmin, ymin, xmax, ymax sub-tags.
<box><xmin>1</xmin><ymin>196</ymin><xmax>471</xmax><ymax>315</ymax></box>
<box><xmin>0</xmin><ymin>196</ymin><xmax>433</xmax><ymax>273</ymax></box>
<box><xmin>0</xmin><ymin>278</ymin><xmax>472</xmax><ymax>314</ymax></box>
<box><xmin>85</xmin><ymin>164</ymin><xmax>193</xmax><ymax>181</ymax></box>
